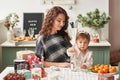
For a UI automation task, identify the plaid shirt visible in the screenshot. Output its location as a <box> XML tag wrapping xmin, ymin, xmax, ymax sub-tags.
<box><xmin>35</xmin><ymin>34</ymin><xmax>72</xmax><ymax>62</ymax></box>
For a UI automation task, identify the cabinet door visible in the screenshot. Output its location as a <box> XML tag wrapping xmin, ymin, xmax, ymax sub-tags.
<box><xmin>89</xmin><ymin>46</ymin><xmax>110</xmax><ymax>65</ymax></box>
<box><xmin>2</xmin><ymin>47</ymin><xmax>35</xmax><ymax>69</ymax></box>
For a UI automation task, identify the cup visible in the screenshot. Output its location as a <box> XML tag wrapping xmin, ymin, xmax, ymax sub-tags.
<box><xmin>28</xmin><ymin>28</ymin><xmax>34</xmax><ymax>37</ymax></box>
<box><xmin>31</xmin><ymin>64</ymin><xmax>42</xmax><ymax>79</ymax></box>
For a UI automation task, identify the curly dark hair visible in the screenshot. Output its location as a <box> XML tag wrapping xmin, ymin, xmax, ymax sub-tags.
<box><xmin>39</xmin><ymin>6</ymin><xmax>70</xmax><ymax>40</ymax></box>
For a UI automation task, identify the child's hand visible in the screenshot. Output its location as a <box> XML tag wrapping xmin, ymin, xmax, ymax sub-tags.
<box><xmin>67</xmin><ymin>47</ymin><xmax>76</xmax><ymax>57</ymax></box>
<box><xmin>68</xmin><ymin>47</ymin><xmax>76</xmax><ymax>54</ymax></box>
<box><xmin>80</xmin><ymin>65</ymin><xmax>87</xmax><ymax>69</ymax></box>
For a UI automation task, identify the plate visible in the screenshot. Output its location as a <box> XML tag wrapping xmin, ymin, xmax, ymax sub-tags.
<box><xmin>83</xmin><ymin>66</ymin><xmax>118</xmax><ymax>77</ymax></box>
<box><xmin>98</xmin><ymin>72</ymin><xmax>117</xmax><ymax>77</ymax></box>
<box><xmin>13</xmin><ymin>40</ymin><xmax>36</xmax><ymax>46</ymax></box>
<box><xmin>93</xmin><ymin>66</ymin><xmax>118</xmax><ymax>77</ymax></box>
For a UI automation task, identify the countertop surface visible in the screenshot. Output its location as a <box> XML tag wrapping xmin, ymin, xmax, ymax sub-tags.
<box><xmin>0</xmin><ymin>41</ymin><xmax>36</xmax><ymax>47</ymax></box>
<box><xmin>0</xmin><ymin>40</ymin><xmax>111</xmax><ymax>47</ymax></box>
<box><xmin>89</xmin><ymin>40</ymin><xmax>111</xmax><ymax>46</ymax></box>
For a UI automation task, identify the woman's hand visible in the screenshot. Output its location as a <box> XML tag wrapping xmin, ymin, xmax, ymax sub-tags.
<box><xmin>58</xmin><ymin>62</ymin><xmax>70</xmax><ymax>68</ymax></box>
<box><xmin>80</xmin><ymin>65</ymin><xmax>87</xmax><ymax>69</ymax></box>
<box><xmin>44</xmin><ymin>61</ymin><xmax>70</xmax><ymax>68</ymax></box>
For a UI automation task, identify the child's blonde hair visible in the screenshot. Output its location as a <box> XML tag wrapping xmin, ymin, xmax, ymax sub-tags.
<box><xmin>76</xmin><ymin>31</ymin><xmax>90</xmax><ymax>42</ymax></box>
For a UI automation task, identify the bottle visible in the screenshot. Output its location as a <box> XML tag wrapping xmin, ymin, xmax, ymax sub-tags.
<box><xmin>40</xmin><ymin>56</ymin><xmax>47</xmax><ymax>78</ymax></box>
<box><xmin>70</xmin><ymin>55</ymin><xmax>76</xmax><ymax>71</ymax></box>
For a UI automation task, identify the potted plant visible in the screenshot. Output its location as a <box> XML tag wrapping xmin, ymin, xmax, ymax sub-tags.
<box><xmin>4</xmin><ymin>13</ymin><xmax>19</xmax><ymax>42</ymax></box>
<box><xmin>77</xmin><ymin>8</ymin><xmax>111</xmax><ymax>42</ymax></box>
<box><xmin>4</xmin><ymin>13</ymin><xmax>19</xmax><ymax>30</ymax></box>
<box><xmin>77</xmin><ymin>8</ymin><xmax>111</xmax><ymax>29</ymax></box>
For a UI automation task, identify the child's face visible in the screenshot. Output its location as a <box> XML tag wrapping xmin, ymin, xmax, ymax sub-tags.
<box><xmin>76</xmin><ymin>38</ymin><xmax>89</xmax><ymax>52</ymax></box>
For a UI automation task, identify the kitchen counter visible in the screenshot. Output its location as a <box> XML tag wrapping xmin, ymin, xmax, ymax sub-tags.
<box><xmin>89</xmin><ymin>40</ymin><xmax>111</xmax><ymax>46</ymax></box>
<box><xmin>0</xmin><ymin>41</ymin><xmax>36</xmax><ymax>72</ymax></box>
<box><xmin>1</xmin><ymin>40</ymin><xmax>111</xmax><ymax>47</ymax></box>
<box><xmin>0</xmin><ymin>40</ymin><xmax>111</xmax><ymax>72</ymax></box>
<box><xmin>0</xmin><ymin>41</ymin><xmax>36</xmax><ymax>47</ymax></box>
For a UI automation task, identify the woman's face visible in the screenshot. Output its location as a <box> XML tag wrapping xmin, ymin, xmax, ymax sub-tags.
<box><xmin>76</xmin><ymin>38</ymin><xmax>89</xmax><ymax>52</ymax></box>
<box><xmin>52</xmin><ymin>13</ymin><xmax>65</xmax><ymax>32</ymax></box>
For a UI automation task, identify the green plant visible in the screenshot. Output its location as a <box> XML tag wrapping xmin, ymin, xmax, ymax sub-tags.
<box><xmin>77</xmin><ymin>8</ymin><xmax>111</xmax><ymax>29</ymax></box>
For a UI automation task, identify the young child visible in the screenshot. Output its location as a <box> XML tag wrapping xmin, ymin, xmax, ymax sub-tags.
<box><xmin>67</xmin><ymin>31</ymin><xmax>93</xmax><ymax>70</ymax></box>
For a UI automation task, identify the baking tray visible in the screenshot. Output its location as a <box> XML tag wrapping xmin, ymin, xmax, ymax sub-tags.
<box><xmin>13</xmin><ymin>40</ymin><xmax>36</xmax><ymax>46</ymax></box>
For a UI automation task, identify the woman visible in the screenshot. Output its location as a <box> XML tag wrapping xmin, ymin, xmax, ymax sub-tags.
<box><xmin>35</xmin><ymin>6</ymin><xmax>72</xmax><ymax>67</ymax></box>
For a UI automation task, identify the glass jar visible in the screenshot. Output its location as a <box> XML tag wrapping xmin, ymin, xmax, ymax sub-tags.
<box><xmin>14</xmin><ymin>59</ymin><xmax>28</xmax><ymax>73</ymax></box>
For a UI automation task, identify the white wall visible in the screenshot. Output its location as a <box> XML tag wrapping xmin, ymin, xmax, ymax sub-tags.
<box><xmin>0</xmin><ymin>0</ymin><xmax>109</xmax><ymax>38</ymax></box>
<box><xmin>0</xmin><ymin>21</ymin><xmax>7</xmax><ymax>66</ymax></box>
<box><xmin>109</xmin><ymin>0</ymin><xmax>120</xmax><ymax>52</ymax></box>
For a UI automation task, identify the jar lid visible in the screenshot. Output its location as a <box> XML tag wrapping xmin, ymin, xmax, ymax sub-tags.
<box><xmin>14</xmin><ymin>59</ymin><xmax>26</xmax><ymax>62</ymax></box>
